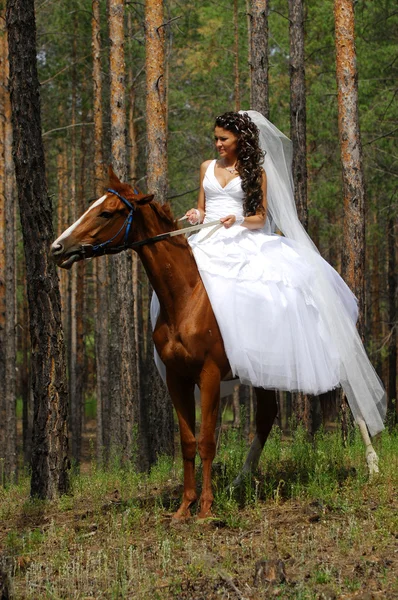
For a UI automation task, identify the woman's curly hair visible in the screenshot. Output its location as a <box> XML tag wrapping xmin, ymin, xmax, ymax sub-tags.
<box><xmin>214</xmin><ymin>112</ymin><xmax>265</xmax><ymax>216</ymax></box>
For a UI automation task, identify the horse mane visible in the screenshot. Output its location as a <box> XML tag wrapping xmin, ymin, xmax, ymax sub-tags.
<box><xmin>149</xmin><ymin>201</ymin><xmax>192</xmax><ymax>250</ymax></box>
<box><xmin>149</xmin><ymin>201</ymin><xmax>178</xmax><ymax>228</ymax></box>
<box><xmin>106</xmin><ymin>176</ymin><xmax>187</xmax><ymax>245</ymax></box>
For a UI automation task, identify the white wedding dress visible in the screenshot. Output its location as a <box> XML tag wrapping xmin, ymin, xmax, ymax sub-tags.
<box><xmin>185</xmin><ymin>159</ymin><xmax>358</xmax><ymax>395</ymax></box>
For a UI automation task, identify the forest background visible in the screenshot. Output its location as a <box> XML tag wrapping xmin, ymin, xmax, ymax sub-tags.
<box><xmin>0</xmin><ymin>0</ymin><xmax>396</xmax><ymax>479</ymax></box>
<box><xmin>0</xmin><ymin>1</ymin><xmax>397</xmax><ymax>598</ymax></box>
<box><xmin>0</xmin><ymin>0</ymin><xmax>397</xmax><ymax>475</ymax></box>
<box><xmin>0</xmin><ymin>0</ymin><xmax>398</xmax><ymax>476</ymax></box>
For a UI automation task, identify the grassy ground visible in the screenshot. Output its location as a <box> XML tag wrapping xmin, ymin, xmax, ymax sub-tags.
<box><xmin>0</xmin><ymin>424</ymin><xmax>397</xmax><ymax>599</ymax></box>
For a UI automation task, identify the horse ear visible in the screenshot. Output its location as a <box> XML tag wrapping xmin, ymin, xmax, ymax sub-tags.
<box><xmin>135</xmin><ymin>194</ymin><xmax>154</xmax><ymax>206</ymax></box>
<box><xmin>108</xmin><ymin>165</ymin><xmax>122</xmax><ymax>187</ymax></box>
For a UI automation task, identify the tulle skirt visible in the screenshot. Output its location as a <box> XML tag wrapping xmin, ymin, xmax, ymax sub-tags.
<box><xmin>188</xmin><ymin>226</ymin><xmax>358</xmax><ymax>395</ymax></box>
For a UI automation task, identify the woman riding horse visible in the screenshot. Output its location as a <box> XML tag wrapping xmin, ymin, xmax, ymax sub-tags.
<box><xmin>52</xmin><ymin>110</ymin><xmax>386</xmax><ymax>519</ymax></box>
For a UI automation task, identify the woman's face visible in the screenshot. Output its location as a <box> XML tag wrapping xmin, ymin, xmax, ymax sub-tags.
<box><xmin>214</xmin><ymin>126</ymin><xmax>238</xmax><ymax>161</ymax></box>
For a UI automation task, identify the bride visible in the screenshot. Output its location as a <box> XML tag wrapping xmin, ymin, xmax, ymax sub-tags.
<box><xmin>183</xmin><ymin>110</ymin><xmax>386</xmax><ymax>438</ymax></box>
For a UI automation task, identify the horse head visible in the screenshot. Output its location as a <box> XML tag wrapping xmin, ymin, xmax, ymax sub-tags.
<box><xmin>51</xmin><ymin>167</ymin><xmax>153</xmax><ymax>269</ymax></box>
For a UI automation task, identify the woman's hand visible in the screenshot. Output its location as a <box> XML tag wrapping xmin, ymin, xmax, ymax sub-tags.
<box><xmin>220</xmin><ymin>214</ymin><xmax>245</xmax><ymax>228</ymax></box>
<box><xmin>185</xmin><ymin>208</ymin><xmax>202</xmax><ymax>225</ymax></box>
<box><xmin>220</xmin><ymin>214</ymin><xmax>236</xmax><ymax>228</ymax></box>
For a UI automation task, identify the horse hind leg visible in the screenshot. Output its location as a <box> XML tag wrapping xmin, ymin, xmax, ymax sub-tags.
<box><xmin>166</xmin><ymin>372</ymin><xmax>197</xmax><ymax>520</ymax></box>
<box><xmin>232</xmin><ymin>388</ymin><xmax>278</xmax><ymax>488</ymax></box>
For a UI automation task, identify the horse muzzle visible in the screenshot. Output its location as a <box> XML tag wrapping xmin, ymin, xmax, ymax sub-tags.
<box><xmin>51</xmin><ymin>242</ymin><xmax>85</xmax><ymax>269</ymax></box>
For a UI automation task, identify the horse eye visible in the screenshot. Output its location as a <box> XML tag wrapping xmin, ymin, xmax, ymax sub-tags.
<box><xmin>99</xmin><ymin>211</ymin><xmax>113</xmax><ymax>219</ymax></box>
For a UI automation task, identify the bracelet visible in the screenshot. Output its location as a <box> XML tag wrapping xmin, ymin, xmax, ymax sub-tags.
<box><xmin>235</xmin><ymin>215</ymin><xmax>245</xmax><ymax>226</ymax></box>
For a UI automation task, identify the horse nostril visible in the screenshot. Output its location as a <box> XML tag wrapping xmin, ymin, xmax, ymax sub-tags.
<box><xmin>51</xmin><ymin>242</ymin><xmax>64</xmax><ymax>255</ymax></box>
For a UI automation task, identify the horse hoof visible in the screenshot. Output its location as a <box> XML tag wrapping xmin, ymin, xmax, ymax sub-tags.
<box><xmin>366</xmin><ymin>452</ymin><xmax>380</xmax><ymax>476</ymax></box>
<box><xmin>172</xmin><ymin>505</ymin><xmax>193</xmax><ymax>522</ymax></box>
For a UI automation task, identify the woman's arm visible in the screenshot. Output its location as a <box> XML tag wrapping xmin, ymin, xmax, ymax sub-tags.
<box><xmin>185</xmin><ymin>160</ymin><xmax>211</xmax><ymax>224</ymax></box>
<box><xmin>222</xmin><ymin>170</ymin><xmax>267</xmax><ymax>230</ymax></box>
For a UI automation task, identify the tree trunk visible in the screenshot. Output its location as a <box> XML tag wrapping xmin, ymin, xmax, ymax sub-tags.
<box><xmin>6</xmin><ymin>0</ymin><xmax>69</xmax><ymax>498</ymax></box>
<box><xmin>68</xmin><ymin>13</ymin><xmax>82</xmax><ymax>465</ymax></box>
<box><xmin>144</xmin><ymin>0</ymin><xmax>174</xmax><ymax>468</ymax></box>
<box><xmin>74</xmin><ymin>106</ymin><xmax>89</xmax><ymax>465</ymax></box>
<box><xmin>127</xmin><ymin>10</ymin><xmax>141</xmax><ymax>435</ymax></box>
<box><xmin>334</xmin><ymin>0</ymin><xmax>366</xmax><ymax>336</ymax></box>
<box><xmin>387</xmin><ymin>214</ymin><xmax>397</xmax><ymax>419</ymax></box>
<box><xmin>21</xmin><ymin>283</ymin><xmax>33</xmax><ymax>465</ymax></box>
<box><xmin>0</xmin><ymin>10</ymin><xmax>6</xmax><ymax>473</ymax></box>
<box><xmin>288</xmin><ymin>0</ymin><xmax>313</xmax><ymax>433</ymax></box>
<box><xmin>289</xmin><ymin>0</ymin><xmax>308</xmax><ymax>229</ymax></box>
<box><xmin>56</xmin><ymin>142</ymin><xmax>68</xmax><ymax>311</ymax></box>
<box><xmin>4</xmin><ymin>34</ymin><xmax>17</xmax><ymax>480</ymax></box>
<box><xmin>108</xmin><ymin>0</ymin><xmax>138</xmax><ymax>463</ymax></box>
<box><xmin>233</xmin><ymin>0</ymin><xmax>240</xmax><ymax>112</ymax></box>
<box><xmin>92</xmin><ymin>0</ymin><xmax>109</xmax><ymax>463</ymax></box>
<box><xmin>371</xmin><ymin>211</ymin><xmax>381</xmax><ymax>376</ymax></box>
<box><xmin>249</xmin><ymin>0</ymin><xmax>269</xmax><ymax>119</ymax></box>
<box><xmin>335</xmin><ymin>0</ymin><xmax>365</xmax><ymax>435</ymax></box>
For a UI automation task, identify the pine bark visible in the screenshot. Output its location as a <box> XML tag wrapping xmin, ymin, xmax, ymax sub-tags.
<box><xmin>74</xmin><ymin>106</ymin><xmax>89</xmax><ymax>465</ymax></box>
<box><xmin>68</xmin><ymin>13</ymin><xmax>82</xmax><ymax>465</ymax></box>
<box><xmin>288</xmin><ymin>0</ymin><xmax>308</xmax><ymax>229</ymax></box>
<box><xmin>387</xmin><ymin>215</ymin><xmax>397</xmax><ymax>418</ymax></box>
<box><xmin>21</xmin><ymin>285</ymin><xmax>33</xmax><ymax>465</ymax></box>
<box><xmin>233</xmin><ymin>0</ymin><xmax>240</xmax><ymax>112</ymax></box>
<box><xmin>334</xmin><ymin>0</ymin><xmax>366</xmax><ymax>336</ymax></box>
<box><xmin>249</xmin><ymin>0</ymin><xmax>269</xmax><ymax>119</ymax></box>
<box><xmin>334</xmin><ymin>0</ymin><xmax>366</xmax><ymax>436</ymax></box>
<box><xmin>6</xmin><ymin>0</ymin><xmax>69</xmax><ymax>498</ymax></box>
<box><xmin>108</xmin><ymin>0</ymin><xmax>138</xmax><ymax>462</ymax></box>
<box><xmin>92</xmin><ymin>0</ymin><xmax>109</xmax><ymax>463</ymax></box>
<box><xmin>0</xmin><ymin>12</ymin><xmax>7</xmax><ymax>471</ymax></box>
<box><xmin>4</xmin><ymin>33</ymin><xmax>17</xmax><ymax>479</ymax></box>
<box><xmin>127</xmin><ymin>11</ymin><xmax>142</xmax><ymax>423</ymax></box>
<box><xmin>288</xmin><ymin>0</ymin><xmax>313</xmax><ymax>433</ymax></box>
<box><xmin>56</xmin><ymin>142</ymin><xmax>68</xmax><ymax>307</ymax></box>
<box><xmin>371</xmin><ymin>212</ymin><xmax>381</xmax><ymax>376</ymax></box>
<box><xmin>144</xmin><ymin>0</ymin><xmax>174</xmax><ymax>467</ymax></box>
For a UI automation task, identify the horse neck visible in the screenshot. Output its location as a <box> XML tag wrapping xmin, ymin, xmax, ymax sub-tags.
<box><xmin>134</xmin><ymin>203</ymin><xmax>200</xmax><ymax>321</ymax></box>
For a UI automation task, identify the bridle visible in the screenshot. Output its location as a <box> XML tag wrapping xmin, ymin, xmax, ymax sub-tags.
<box><xmin>81</xmin><ymin>188</ymin><xmax>137</xmax><ymax>257</ymax></box>
<box><xmin>80</xmin><ymin>188</ymin><xmax>222</xmax><ymax>258</ymax></box>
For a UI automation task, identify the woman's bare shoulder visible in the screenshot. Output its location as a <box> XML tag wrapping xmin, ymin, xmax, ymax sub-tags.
<box><xmin>200</xmin><ymin>159</ymin><xmax>214</xmax><ymax>171</ymax></box>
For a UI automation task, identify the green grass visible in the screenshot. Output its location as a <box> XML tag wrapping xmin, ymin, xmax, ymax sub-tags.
<box><xmin>0</xmin><ymin>424</ymin><xmax>397</xmax><ymax>599</ymax></box>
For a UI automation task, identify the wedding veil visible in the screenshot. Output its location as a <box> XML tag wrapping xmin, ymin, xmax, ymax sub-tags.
<box><xmin>241</xmin><ymin>110</ymin><xmax>386</xmax><ymax>436</ymax></box>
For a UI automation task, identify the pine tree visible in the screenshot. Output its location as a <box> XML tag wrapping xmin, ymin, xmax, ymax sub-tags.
<box><xmin>108</xmin><ymin>0</ymin><xmax>138</xmax><ymax>462</ymax></box>
<box><xmin>144</xmin><ymin>0</ymin><xmax>174</xmax><ymax>467</ymax></box>
<box><xmin>6</xmin><ymin>0</ymin><xmax>69</xmax><ymax>498</ymax></box>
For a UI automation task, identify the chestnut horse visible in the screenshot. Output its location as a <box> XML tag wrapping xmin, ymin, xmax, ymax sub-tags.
<box><xmin>52</xmin><ymin>168</ymin><xmax>379</xmax><ymax>517</ymax></box>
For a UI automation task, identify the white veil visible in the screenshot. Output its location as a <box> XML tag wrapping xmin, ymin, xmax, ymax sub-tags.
<box><xmin>242</xmin><ymin>110</ymin><xmax>386</xmax><ymax>437</ymax></box>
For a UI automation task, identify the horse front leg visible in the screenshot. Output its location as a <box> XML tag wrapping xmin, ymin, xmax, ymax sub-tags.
<box><xmin>166</xmin><ymin>371</ymin><xmax>197</xmax><ymax>520</ymax></box>
<box><xmin>197</xmin><ymin>363</ymin><xmax>221</xmax><ymax>518</ymax></box>
<box><xmin>232</xmin><ymin>388</ymin><xmax>278</xmax><ymax>488</ymax></box>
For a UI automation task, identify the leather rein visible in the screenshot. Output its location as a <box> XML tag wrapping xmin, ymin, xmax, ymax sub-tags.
<box><xmin>80</xmin><ymin>188</ymin><xmax>222</xmax><ymax>258</ymax></box>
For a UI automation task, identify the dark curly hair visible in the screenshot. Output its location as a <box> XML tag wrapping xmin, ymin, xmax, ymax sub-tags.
<box><xmin>214</xmin><ymin>111</ymin><xmax>265</xmax><ymax>216</ymax></box>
